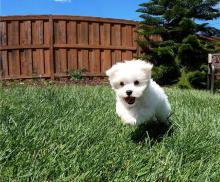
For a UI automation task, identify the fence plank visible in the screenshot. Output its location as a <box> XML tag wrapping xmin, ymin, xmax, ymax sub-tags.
<box><xmin>0</xmin><ymin>22</ymin><xmax>7</xmax><ymax>46</ymax></box>
<box><xmin>89</xmin><ymin>22</ymin><xmax>99</xmax><ymax>45</ymax></box>
<box><xmin>101</xmin><ymin>50</ymin><xmax>111</xmax><ymax>73</ymax></box>
<box><xmin>111</xmin><ymin>24</ymin><xmax>121</xmax><ymax>46</ymax></box>
<box><xmin>44</xmin><ymin>49</ymin><xmax>50</xmax><ymax>75</ymax></box>
<box><xmin>60</xmin><ymin>49</ymin><xmax>67</xmax><ymax>73</ymax></box>
<box><xmin>0</xmin><ymin>51</ymin><xmax>8</xmax><ymax>76</ymax></box>
<box><xmin>49</xmin><ymin>16</ymin><xmax>55</xmax><ymax>80</ymax></box>
<box><xmin>32</xmin><ymin>20</ymin><xmax>44</xmax><ymax>44</ymax></box>
<box><xmin>78</xmin><ymin>22</ymin><xmax>88</xmax><ymax>44</ymax></box>
<box><xmin>8</xmin><ymin>50</ymin><xmax>20</xmax><ymax>76</ymax></box>
<box><xmin>20</xmin><ymin>21</ymin><xmax>31</xmax><ymax>45</ymax></box>
<box><xmin>122</xmin><ymin>50</ymin><xmax>133</xmax><ymax>60</ymax></box>
<box><xmin>100</xmin><ymin>23</ymin><xmax>111</xmax><ymax>46</ymax></box>
<box><xmin>67</xmin><ymin>21</ymin><xmax>77</xmax><ymax>44</ymax></box>
<box><xmin>55</xmin><ymin>50</ymin><xmax>61</xmax><ymax>74</ymax></box>
<box><xmin>78</xmin><ymin>49</ymin><xmax>89</xmax><ymax>70</ymax></box>
<box><xmin>19</xmin><ymin>21</ymin><xmax>32</xmax><ymax>76</ymax></box>
<box><xmin>33</xmin><ymin>49</ymin><xmax>44</xmax><ymax>75</ymax></box>
<box><xmin>55</xmin><ymin>20</ymin><xmax>66</xmax><ymax>44</ymax></box>
<box><xmin>8</xmin><ymin>21</ymin><xmax>19</xmax><ymax>45</ymax></box>
<box><xmin>122</xmin><ymin>25</ymin><xmax>132</xmax><ymax>47</ymax></box>
<box><xmin>67</xmin><ymin>49</ymin><xmax>78</xmax><ymax>72</ymax></box>
<box><xmin>89</xmin><ymin>49</ymin><xmax>100</xmax><ymax>73</ymax></box>
<box><xmin>20</xmin><ymin>49</ymin><xmax>32</xmax><ymax>76</ymax></box>
<box><xmin>44</xmin><ymin>21</ymin><xmax>50</xmax><ymax>45</ymax></box>
<box><xmin>115</xmin><ymin>50</ymin><xmax>122</xmax><ymax>63</ymax></box>
<box><xmin>32</xmin><ymin>20</ymin><xmax>44</xmax><ymax>75</ymax></box>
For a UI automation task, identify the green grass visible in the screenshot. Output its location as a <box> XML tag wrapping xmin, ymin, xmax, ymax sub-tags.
<box><xmin>0</xmin><ymin>85</ymin><xmax>220</xmax><ymax>181</ymax></box>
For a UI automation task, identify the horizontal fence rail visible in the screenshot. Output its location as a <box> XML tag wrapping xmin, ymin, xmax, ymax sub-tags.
<box><xmin>0</xmin><ymin>15</ymin><xmax>140</xmax><ymax>80</ymax></box>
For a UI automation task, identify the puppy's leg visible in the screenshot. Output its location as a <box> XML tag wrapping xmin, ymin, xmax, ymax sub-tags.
<box><xmin>116</xmin><ymin>104</ymin><xmax>137</xmax><ymax>125</ymax></box>
<box><xmin>155</xmin><ymin>100</ymin><xmax>171</xmax><ymax>124</ymax></box>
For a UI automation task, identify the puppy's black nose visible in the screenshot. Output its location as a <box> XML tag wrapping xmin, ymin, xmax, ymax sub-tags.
<box><xmin>126</xmin><ymin>90</ymin><xmax>133</xmax><ymax>96</ymax></box>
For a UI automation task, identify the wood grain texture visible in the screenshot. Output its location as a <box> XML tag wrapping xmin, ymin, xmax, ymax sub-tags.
<box><xmin>0</xmin><ymin>15</ymin><xmax>140</xmax><ymax>80</ymax></box>
<box><xmin>0</xmin><ymin>22</ymin><xmax>7</xmax><ymax>46</ymax></box>
<box><xmin>67</xmin><ymin>49</ymin><xmax>78</xmax><ymax>72</ymax></box>
<box><xmin>8</xmin><ymin>21</ymin><xmax>19</xmax><ymax>45</ymax></box>
<box><xmin>0</xmin><ymin>51</ymin><xmax>8</xmax><ymax>77</ymax></box>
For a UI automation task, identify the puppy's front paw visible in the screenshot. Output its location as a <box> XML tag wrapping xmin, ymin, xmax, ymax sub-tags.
<box><xmin>122</xmin><ymin>117</ymin><xmax>137</xmax><ymax>125</ymax></box>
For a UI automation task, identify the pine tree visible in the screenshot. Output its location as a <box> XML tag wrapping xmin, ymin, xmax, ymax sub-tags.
<box><xmin>137</xmin><ymin>0</ymin><xmax>220</xmax><ymax>87</ymax></box>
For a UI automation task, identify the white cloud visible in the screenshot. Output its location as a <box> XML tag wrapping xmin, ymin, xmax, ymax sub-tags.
<box><xmin>54</xmin><ymin>0</ymin><xmax>71</xmax><ymax>3</ymax></box>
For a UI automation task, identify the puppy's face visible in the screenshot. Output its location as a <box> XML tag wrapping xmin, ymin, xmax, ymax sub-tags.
<box><xmin>106</xmin><ymin>60</ymin><xmax>153</xmax><ymax>107</ymax></box>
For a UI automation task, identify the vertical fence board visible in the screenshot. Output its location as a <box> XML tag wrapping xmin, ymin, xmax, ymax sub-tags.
<box><xmin>19</xmin><ymin>21</ymin><xmax>32</xmax><ymax>76</ymax></box>
<box><xmin>33</xmin><ymin>49</ymin><xmax>44</xmax><ymax>75</ymax></box>
<box><xmin>60</xmin><ymin>49</ymin><xmax>67</xmax><ymax>73</ymax></box>
<box><xmin>89</xmin><ymin>49</ymin><xmax>100</xmax><ymax>73</ymax></box>
<box><xmin>78</xmin><ymin>22</ymin><xmax>88</xmax><ymax>44</ymax></box>
<box><xmin>0</xmin><ymin>22</ymin><xmax>7</xmax><ymax>46</ymax></box>
<box><xmin>32</xmin><ymin>21</ymin><xmax>44</xmax><ymax>75</ymax></box>
<box><xmin>20</xmin><ymin>21</ymin><xmax>31</xmax><ymax>45</ymax></box>
<box><xmin>77</xmin><ymin>22</ymin><xmax>89</xmax><ymax>70</ymax></box>
<box><xmin>115</xmin><ymin>50</ymin><xmax>122</xmax><ymax>63</ymax></box>
<box><xmin>54</xmin><ymin>21</ymin><xmax>67</xmax><ymax>74</ymax></box>
<box><xmin>0</xmin><ymin>22</ymin><xmax>7</xmax><ymax>76</ymax></box>
<box><xmin>55</xmin><ymin>49</ymin><xmax>60</xmax><ymax>74</ymax></box>
<box><xmin>67</xmin><ymin>49</ymin><xmax>78</xmax><ymax>72</ymax></box>
<box><xmin>122</xmin><ymin>50</ymin><xmax>133</xmax><ymax>60</ymax></box>
<box><xmin>44</xmin><ymin>21</ymin><xmax>50</xmax><ymax>45</ymax></box>
<box><xmin>112</xmin><ymin>24</ymin><xmax>122</xmax><ymax>63</ymax></box>
<box><xmin>8</xmin><ymin>21</ymin><xmax>19</xmax><ymax>45</ymax></box>
<box><xmin>100</xmin><ymin>23</ymin><xmax>110</xmax><ymax>45</ymax></box>
<box><xmin>0</xmin><ymin>51</ymin><xmax>8</xmax><ymax>76</ymax></box>
<box><xmin>111</xmin><ymin>24</ymin><xmax>121</xmax><ymax>46</ymax></box>
<box><xmin>32</xmin><ymin>20</ymin><xmax>44</xmax><ymax>44</ymax></box>
<box><xmin>55</xmin><ymin>20</ymin><xmax>66</xmax><ymax>44</ymax></box>
<box><xmin>44</xmin><ymin>49</ymin><xmax>50</xmax><ymax>75</ymax></box>
<box><xmin>78</xmin><ymin>50</ymin><xmax>89</xmax><ymax>70</ymax></box>
<box><xmin>83</xmin><ymin>50</ymin><xmax>89</xmax><ymax>70</ymax></box>
<box><xmin>20</xmin><ymin>49</ymin><xmax>32</xmax><ymax>76</ymax></box>
<box><xmin>67</xmin><ymin>21</ymin><xmax>77</xmax><ymax>44</ymax></box>
<box><xmin>49</xmin><ymin>16</ymin><xmax>54</xmax><ymax>79</ymax></box>
<box><xmin>89</xmin><ymin>23</ymin><xmax>100</xmax><ymax>73</ymax></box>
<box><xmin>101</xmin><ymin>50</ymin><xmax>111</xmax><ymax>73</ymax></box>
<box><xmin>89</xmin><ymin>23</ymin><xmax>99</xmax><ymax>45</ymax></box>
<box><xmin>8</xmin><ymin>50</ymin><xmax>20</xmax><ymax>76</ymax></box>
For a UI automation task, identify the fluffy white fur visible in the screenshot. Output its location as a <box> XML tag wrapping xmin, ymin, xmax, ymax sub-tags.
<box><xmin>106</xmin><ymin>60</ymin><xmax>171</xmax><ymax>125</ymax></box>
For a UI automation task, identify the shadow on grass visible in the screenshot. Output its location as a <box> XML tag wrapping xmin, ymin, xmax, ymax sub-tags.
<box><xmin>130</xmin><ymin>120</ymin><xmax>173</xmax><ymax>144</ymax></box>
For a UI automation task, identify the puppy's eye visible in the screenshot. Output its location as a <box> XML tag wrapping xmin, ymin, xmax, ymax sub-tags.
<box><xmin>134</xmin><ymin>80</ymin><xmax>139</xmax><ymax>85</ymax></box>
<box><xmin>120</xmin><ymin>82</ymin><xmax>124</xmax><ymax>87</ymax></box>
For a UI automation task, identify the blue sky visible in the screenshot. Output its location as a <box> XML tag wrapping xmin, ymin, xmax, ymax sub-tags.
<box><xmin>1</xmin><ymin>0</ymin><xmax>220</xmax><ymax>29</ymax></box>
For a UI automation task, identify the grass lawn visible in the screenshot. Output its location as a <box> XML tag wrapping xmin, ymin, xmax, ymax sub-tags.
<box><xmin>0</xmin><ymin>85</ymin><xmax>220</xmax><ymax>181</ymax></box>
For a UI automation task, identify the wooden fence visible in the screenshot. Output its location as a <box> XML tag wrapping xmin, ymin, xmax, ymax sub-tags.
<box><xmin>0</xmin><ymin>15</ymin><xmax>140</xmax><ymax>80</ymax></box>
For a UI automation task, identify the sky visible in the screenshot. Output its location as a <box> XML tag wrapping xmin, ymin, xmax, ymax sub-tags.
<box><xmin>0</xmin><ymin>0</ymin><xmax>220</xmax><ymax>29</ymax></box>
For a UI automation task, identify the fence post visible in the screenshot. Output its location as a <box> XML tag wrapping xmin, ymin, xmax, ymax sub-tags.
<box><xmin>49</xmin><ymin>16</ymin><xmax>55</xmax><ymax>80</ymax></box>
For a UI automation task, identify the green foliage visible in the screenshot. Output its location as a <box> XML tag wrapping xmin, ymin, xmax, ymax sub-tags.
<box><xmin>137</xmin><ymin>0</ymin><xmax>220</xmax><ymax>88</ymax></box>
<box><xmin>188</xmin><ymin>70</ymin><xmax>207</xmax><ymax>89</ymax></box>
<box><xmin>1</xmin><ymin>86</ymin><xmax>220</xmax><ymax>180</ymax></box>
<box><xmin>69</xmin><ymin>68</ymin><xmax>86</xmax><ymax>81</ymax></box>
<box><xmin>155</xmin><ymin>46</ymin><xmax>175</xmax><ymax>65</ymax></box>
<box><xmin>152</xmin><ymin>64</ymin><xmax>180</xmax><ymax>85</ymax></box>
<box><xmin>177</xmin><ymin>65</ymin><xmax>207</xmax><ymax>89</ymax></box>
<box><xmin>177</xmin><ymin>69</ymin><xmax>192</xmax><ymax>89</ymax></box>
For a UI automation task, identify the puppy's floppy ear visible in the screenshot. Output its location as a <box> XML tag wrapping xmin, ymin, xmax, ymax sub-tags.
<box><xmin>142</xmin><ymin>62</ymin><xmax>153</xmax><ymax>74</ymax></box>
<box><xmin>106</xmin><ymin>66</ymin><xmax>116</xmax><ymax>77</ymax></box>
<box><xmin>106</xmin><ymin>63</ymin><xmax>121</xmax><ymax>77</ymax></box>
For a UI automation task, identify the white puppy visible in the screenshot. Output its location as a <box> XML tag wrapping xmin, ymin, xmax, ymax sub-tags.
<box><xmin>106</xmin><ymin>60</ymin><xmax>171</xmax><ymax>126</ymax></box>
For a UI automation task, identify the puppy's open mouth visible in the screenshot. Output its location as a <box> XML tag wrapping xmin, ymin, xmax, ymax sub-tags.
<box><xmin>124</xmin><ymin>97</ymin><xmax>136</xmax><ymax>105</ymax></box>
